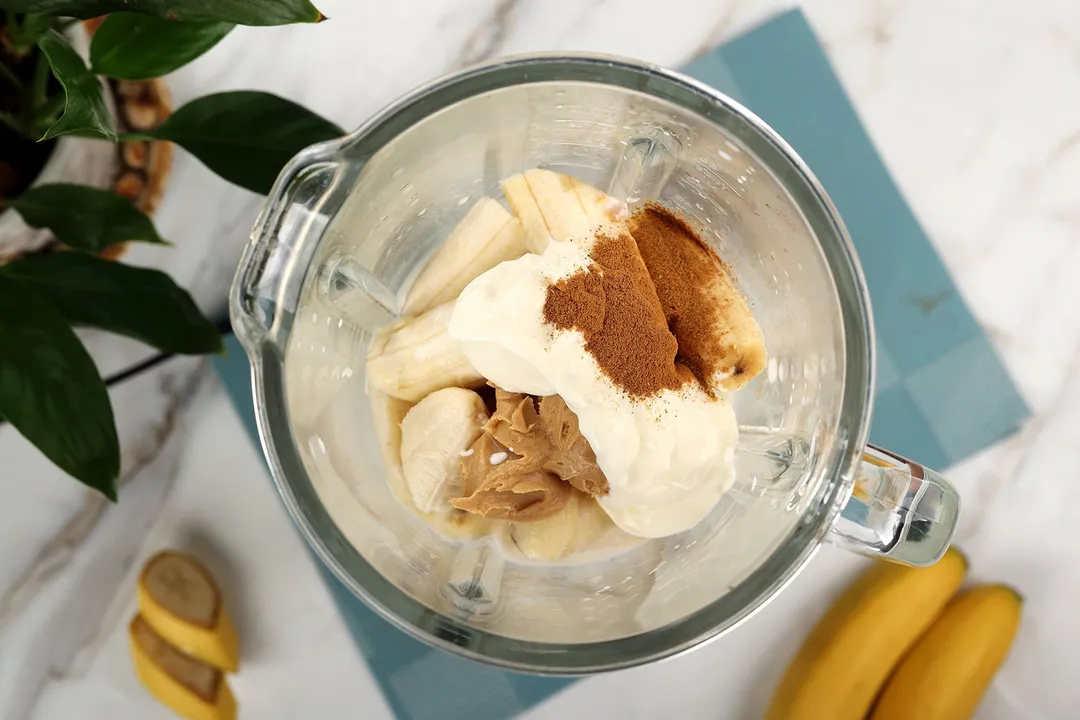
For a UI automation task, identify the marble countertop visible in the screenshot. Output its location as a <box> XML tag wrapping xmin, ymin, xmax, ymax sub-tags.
<box><xmin>3</xmin><ymin>0</ymin><xmax>1079</xmax><ymax>717</ymax></box>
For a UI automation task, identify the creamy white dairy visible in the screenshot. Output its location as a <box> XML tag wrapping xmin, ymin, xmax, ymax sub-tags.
<box><xmin>448</xmin><ymin>238</ymin><xmax>739</xmax><ymax>538</ymax></box>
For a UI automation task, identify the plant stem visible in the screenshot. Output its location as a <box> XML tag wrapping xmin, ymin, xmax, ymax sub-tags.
<box><xmin>0</xmin><ymin>109</ymin><xmax>29</xmax><ymax>136</ymax></box>
<box><xmin>4</xmin><ymin>12</ymin><xmax>34</xmax><ymax>56</ymax></box>
<box><xmin>3</xmin><ymin>9</ymin><xmax>23</xmax><ymax>37</ymax></box>
<box><xmin>33</xmin><ymin>93</ymin><xmax>65</xmax><ymax>135</ymax></box>
<box><xmin>0</xmin><ymin>60</ymin><xmax>23</xmax><ymax>90</ymax></box>
<box><xmin>21</xmin><ymin>48</ymin><xmax>52</xmax><ymax>139</ymax></box>
<box><xmin>32</xmin><ymin>48</ymin><xmax>50</xmax><ymax>108</ymax></box>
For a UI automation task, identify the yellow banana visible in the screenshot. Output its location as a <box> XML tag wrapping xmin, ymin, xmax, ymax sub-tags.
<box><xmin>137</xmin><ymin>551</ymin><xmax>239</xmax><ymax>672</ymax></box>
<box><xmin>130</xmin><ymin>614</ymin><xmax>236</xmax><ymax>720</ymax></box>
<box><xmin>871</xmin><ymin>584</ymin><xmax>1022</xmax><ymax>720</ymax></box>
<box><xmin>765</xmin><ymin>548</ymin><xmax>967</xmax><ymax>720</ymax></box>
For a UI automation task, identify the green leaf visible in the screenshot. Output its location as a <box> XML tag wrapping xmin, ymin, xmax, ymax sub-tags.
<box><xmin>8</xmin><ymin>184</ymin><xmax>166</xmax><ymax>252</ymax></box>
<box><xmin>0</xmin><ymin>253</ymin><xmax>223</xmax><ymax>355</ymax></box>
<box><xmin>1</xmin><ymin>0</ymin><xmax>324</xmax><ymax>25</ymax></box>
<box><xmin>139</xmin><ymin>91</ymin><xmax>344</xmax><ymax>194</ymax></box>
<box><xmin>36</xmin><ymin>29</ymin><xmax>116</xmax><ymax>140</ymax></box>
<box><xmin>0</xmin><ymin>276</ymin><xmax>119</xmax><ymax>499</ymax></box>
<box><xmin>90</xmin><ymin>14</ymin><xmax>234</xmax><ymax>80</ymax></box>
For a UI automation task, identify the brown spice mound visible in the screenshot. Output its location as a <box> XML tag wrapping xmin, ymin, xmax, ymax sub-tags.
<box><xmin>542</xmin><ymin>228</ymin><xmax>691</xmax><ymax>397</ymax></box>
<box><xmin>628</xmin><ymin>206</ymin><xmax>730</xmax><ymax>395</ymax></box>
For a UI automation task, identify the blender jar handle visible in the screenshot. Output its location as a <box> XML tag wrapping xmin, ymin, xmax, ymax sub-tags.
<box><xmin>230</xmin><ymin>143</ymin><xmax>347</xmax><ymax>351</ymax></box>
<box><xmin>828</xmin><ymin>444</ymin><xmax>960</xmax><ymax>566</ymax></box>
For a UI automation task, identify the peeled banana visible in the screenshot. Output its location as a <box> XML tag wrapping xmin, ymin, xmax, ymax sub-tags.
<box><xmin>627</xmin><ymin>207</ymin><xmax>766</xmax><ymax>392</ymax></box>
<box><xmin>366</xmin><ymin>300</ymin><xmax>484</xmax><ymax>402</ymax></box>
<box><xmin>765</xmin><ymin>548</ymin><xmax>967</xmax><ymax>720</ymax></box>
<box><xmin>871</xmin><ymin>584</ymin><xmax>1022</xmax><ymax>720</ymax></box>
<box><xmin>692</xmin><ymin>250</ymin><xmax>767</xmax><ymax>392</ymax></box>
<box><xmin>368</xmin><ymin>388</ymin><xmax>492</xmax><ymax>540</ymax></box>
<box><xmin>500</xmin><ymin>173</ymin><xmax>550</xmax><ymax>253</ymax></box>
<box><xmin>402</xmin><ymin>197</ymin><xmax>527</xmax><ymax>316</ymax></box>
<box><xmin>500</xmin><ymin>168</ymin><xmax>625</xmax><ymax>253</ymax></box>
<box><xmin>503</xmin><ymin>169</ymin><xmax>765</xmax><ymax>391</ymax></box>
<box><xmin>706</xmin><ymin>273</ymin><xmax>767</xmax><ymax>391</ymax></box>
<box><xmin>400</xmin><ymin>387</ymin><xmax>489</xmax><ymax>513</ymax></box>
<box><xmin>508</xmin><ymin>491</ymin><xmax>583</xmax><ymax>561</ymax></box>
<box><xmin>508</xmin><ymin>491</ymin><xmax>622</xmax><ymax>562</ymax></box>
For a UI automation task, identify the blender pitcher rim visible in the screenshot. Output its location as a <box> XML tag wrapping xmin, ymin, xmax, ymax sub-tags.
<box><xmin>231</xmin><ymin>52</ymin><xmax>876</xmax><ymax>673</ymax></box>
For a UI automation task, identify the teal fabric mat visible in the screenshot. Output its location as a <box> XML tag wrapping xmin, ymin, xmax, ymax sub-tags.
<box><xmin>213</xmin><ymin>8</ymin><xmax>1028</xmax><ymax>719</ymax></box>
<box><xmin>213</xmin><ymin>335</ymin><xmax>573</xmax><ymax>720</ymax></box>
<box><xmin>684</xmin><ymin>9</ymin><xmax>1028</xmax><ymax>467</ymax></box>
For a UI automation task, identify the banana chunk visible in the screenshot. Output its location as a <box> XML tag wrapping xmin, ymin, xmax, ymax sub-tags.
<box><xmin>400</xmin><ymin>387</ymin><xmax>489</xmax><ymax>513</ymax></box>
<box><xmin>500</xmin><ymin>174</ymin><xmax>549</xmax><ymax>253</ymax></box>
<box><xmin>137</xmin><ymin>551</ymin><xmax>239</xmax><ymax>673</ymax></box>
<box><xmin>130</xmin><ymin>614</ymin><xmax>237</xmax><ymax>720</ymax></box>
<box><xmin>508</xmin><ymin>491</ymin><xmax>619</xmax><ymax>562</ymax></box>
<box><xmin>500</xmin><ymin>169</ymin><xmax>625</xmax><ymax>253</ymax></box>
<box><xmin>369</xmin><ymin>389</ymin><xmax>492</xmax><ymax>539</ymax></box>
<box><xmin>629</xmin><ymin>206</ymin><xmax>766</xmax><ymax>392</ymax></box>
<box><xmin>403</xmin><ymin>197</ymin><xmax>527</xmax><ymax>316</ymax></box>
<box><xmin>704</xmin><ymin>270</ymin><xmax>766</xmax><ymax>391</ymax></box>
<box><xmin>366</xmin><ymin>301</ymin><xmax>484</xmax><ymax>402</ymax></box>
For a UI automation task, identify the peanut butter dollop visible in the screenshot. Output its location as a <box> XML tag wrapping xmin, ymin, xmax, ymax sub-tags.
<box><xmin>452</xmin><ymin>389</ymin><xmax>609</xmax><ymax>521</ymax></box>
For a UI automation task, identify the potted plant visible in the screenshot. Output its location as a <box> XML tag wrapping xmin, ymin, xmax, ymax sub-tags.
<box><xmin>0</xmin><ymin>1</ymin><xmax>344</xmax><ymax>501</ymax></box>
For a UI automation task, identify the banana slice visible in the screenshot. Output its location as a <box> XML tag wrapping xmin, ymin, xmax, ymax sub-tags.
<box><xmin>368</xmin><ymin>387</ymin><xmax>414</xmax><ymax>504</ymax></box>
<box><xmin>137</xmin><ymin>551</ymin><xmax>239</xmax><ymax>673</ymax></box>
<box><xmin>403</xmin><ymin>197</ymin><xmax>527</xmax><ymax>316</ymax></box>
<box><xmin>571</xmin><ymin>174</ymin><xmax>627</xmax><ymax>225</ymax></box>
<box><xmin>366</xmin><ymin>301</ymin><xmax>484</xmax><ymax>402</ymax></box>
<box><xmin>508</xmin><ymin>491</ymin><xmax>582</xmax><ymax>561</ymax></box>
<box><xmin>500</xmin><ymin>174</ymin><xmax>550</xmax><ymax>253</ymax></box>
<box><xmin>501</xmin><ymin>169</ymin><xmax>626</xmax><ymax>253</ymax></box>
<box><xmin>702</xmin><ymin>268</ymin><xmax>766</xmax><ymax>391</ymax></box>
<box><xmin>629</xmin><ymin>208</ymin><xmax>766</xmax><ymax>392</ymax></box>
<box><xmin>130</xmin><ymin>614</ymin><xmax>237</xmax><ymax>720</ymax></box>
<box><xmin>400</xmin><ymin>387</ymin><xmax>489</xmax><ymax>513</ymax></box>
<box><xmin>369</xmin><ymin>388</ymin><xmax>493</xmax><ymax>539</ymax></box>
<box><xmin>521</xmin><ymin>169</ymin><xmax>596</xmax><ymax>245</ymax></box>
<box><xmin>508</xmin><ymin>492</ymin><xmax>627</xmax><ymax>562</ymax></box>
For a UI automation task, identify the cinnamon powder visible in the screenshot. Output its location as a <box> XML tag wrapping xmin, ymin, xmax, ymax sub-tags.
<box><xmin>542</xmin><ymin>206</ymin><xmax>732</xmax><ymax>399</ymax></box>
<box><xmin>629</xmin><ymin>206</ymin><xmax>729</xmax><ymax>395</ymax></box>
<box><xmin>542</xmin><ymin>227</ymin><xmax>691</xmax><ymax>397</ymax></box>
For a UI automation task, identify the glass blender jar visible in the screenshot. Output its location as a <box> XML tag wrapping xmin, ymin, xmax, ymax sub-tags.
<box><xmin>230</xmin><ymin>54</ymin><xmax>960</xmax><ymax>673</ymax></box>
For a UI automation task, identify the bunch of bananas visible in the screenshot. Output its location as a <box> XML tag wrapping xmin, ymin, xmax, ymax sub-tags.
<box><xmin>766</xmin><ymin>548</ymin><xmax>1021</xmax><ymax>720</ymax></box>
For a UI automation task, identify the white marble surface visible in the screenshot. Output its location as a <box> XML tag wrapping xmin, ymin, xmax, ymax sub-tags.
<box><xmin>2</xmin><ymin>0</ymin><xmax>1079</xmax><ymax>717</ymax></box>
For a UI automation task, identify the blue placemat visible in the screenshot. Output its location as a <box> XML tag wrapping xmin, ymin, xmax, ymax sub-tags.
<box><xmin>213</xmin><ymin>9</ymin><xmax>1028</xmax><ymax>719</ymax></box>
<box><xmin>213</xmin><ymin>334</ymin><xmax>573</xmax><ymax>719</ymax></box>
<box><xmin>684</xmin><ymin>9</ymin><xmax>1028</xmax><ymax>467</ymax></box>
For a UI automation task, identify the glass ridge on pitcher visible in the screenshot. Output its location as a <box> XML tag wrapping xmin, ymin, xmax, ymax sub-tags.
<box><xmin>231</xmin><ymin>54</ymin><xmax>960</xmax><ymax>673</ymax></box>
